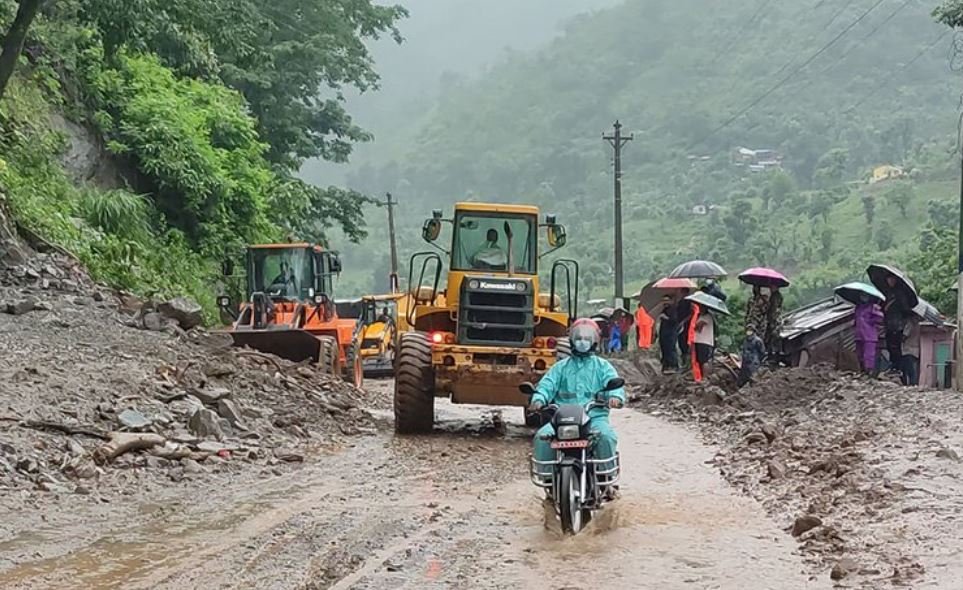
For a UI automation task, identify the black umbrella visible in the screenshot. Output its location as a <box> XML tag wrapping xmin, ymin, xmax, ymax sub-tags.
<box><xmin>684</xmin><ymin>291</ymin><xmax>731</xmax><ymax>315</ymax></box>
<box><xmin>866</xmin><ymin>264</ymin><xmax>919</xmax><ymax>308</ymax></box>
<box><xmin>668</xmin><ymin>260</ymin><xmax>728</xmax><ymax>279</ymax></box>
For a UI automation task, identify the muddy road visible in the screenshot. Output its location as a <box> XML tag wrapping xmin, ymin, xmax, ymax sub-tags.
<box><xmin>0</xmin><ymin>379</ymin><xmax>822</xmax><ymax>589</ymax></box>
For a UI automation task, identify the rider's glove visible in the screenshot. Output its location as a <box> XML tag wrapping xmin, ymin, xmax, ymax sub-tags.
<box><xmin>529</xmin><ymin>400</ymin><xmax>544</xmax><ymax>412</ymax></box>
<box><xmin>608</xmin><ymin>397</ymin><xmax>624</xmax><ymax>409</ymax></box>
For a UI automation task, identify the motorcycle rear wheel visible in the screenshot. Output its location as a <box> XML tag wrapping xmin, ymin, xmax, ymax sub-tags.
<box><xmin>559</xmin><ymin>466</ymin><xmax>591</xmax><ymax>534</ymax></box>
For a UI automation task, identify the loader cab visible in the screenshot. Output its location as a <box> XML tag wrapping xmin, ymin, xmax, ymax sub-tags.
<box><xmin>245</xmin><ymin>244</ymin><xmax>340</xmax><ymax>302</ymax></box>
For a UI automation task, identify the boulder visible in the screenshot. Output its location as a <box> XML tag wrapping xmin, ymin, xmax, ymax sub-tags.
<box><xmin>158</xmin><ymin>296</ymin><xmax>203</xmax><ymax>330</ymax></box>
<box><xmin>5</xmin><ymin>297</ymin><xmax>38</xmax><ymax>315</ymax></box>
<box><xmin>217</xmin><ymin>399</ymin><xmax>245</xmax><ymax>427</ymax></box>
<box><xmin>142</xmin><ymin>311</ymin><xmax>173</xmax><ymax>332</ymax></box>
<box><xmin>117</xmin><ymin>409</ymin><xmax>152</xmax><ymax>431</ymax></box>
<box><xmin>191</xmin><ymin>387</ymin><xmax>231</xmax><ymax>406</ymax></box>
<box><xmin>791</xmin><ymin>514</ymin><xmax>822</xmax><ymax>537</ymax></box>
<box><xmin>188</xmin><ymin>408</ymin><xmax>224</xmax><ymax>440</ymax></box>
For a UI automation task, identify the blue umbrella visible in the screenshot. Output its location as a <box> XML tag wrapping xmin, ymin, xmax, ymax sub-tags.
<box><xmin>834</xmin><ymin>282</ymin><xmax>884</xmax><ymax>305</ymax></box>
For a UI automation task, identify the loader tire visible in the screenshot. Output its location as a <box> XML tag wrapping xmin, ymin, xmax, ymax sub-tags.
<box><xmin>343</xmin><ymin>340</ymin><xmax>364</xmax><ymax>388</ymax></box>
<box><xmin>394</xmin><ymin>332</ymin><xmax>435</xmax><ymax>434</ymax></box>
<box><xmin>318</xmin><ymin>336</ymin><xmax>339</xmax><ymax>376</ymax></box>
<box><xmin>555</xmin><ymin>337</ymin><xmax>571</xmax><ymax>360</ymax></box>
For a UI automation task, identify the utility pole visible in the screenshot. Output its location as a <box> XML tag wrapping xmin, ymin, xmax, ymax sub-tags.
<box><xmin>956</xmin><ymin>147</ymin><xmax>963</xmax><ymax>390</ymax></box>
<box><xmin>383</xmin><ymin>192</ymin><xmax>400</xmax><ymax>293</ymax></box>
<box><xmin>603</xmin><ymin>120</ymin><xmax>633</xmax><ymax>308</ymax></box>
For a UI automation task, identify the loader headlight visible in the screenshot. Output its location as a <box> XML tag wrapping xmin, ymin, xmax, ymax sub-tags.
<box><xmin>468</xmin><ymin>280</ymin><xmax>479</xmax><ymax>290</ymax></box>
<box><xmin>556</xmin><ymin>425</ymin><xmax>580</xmax><ymax>441</ymax></box>
<box><xmin>217</xmin><ymin>295</ymin><xmax>231</xmax><ymax>308</ymax></box>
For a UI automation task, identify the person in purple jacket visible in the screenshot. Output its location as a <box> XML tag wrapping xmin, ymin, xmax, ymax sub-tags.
<box><xmin>854</xmin><ymin>293</ymin><xmax>884</xmax><ymax>375</ymax></box>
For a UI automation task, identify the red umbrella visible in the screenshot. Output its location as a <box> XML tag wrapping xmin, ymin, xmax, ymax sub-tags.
<box><xmin>653</xmin><ymin>277</ymin><xmax>697</xmax><ymax>289</ymax></box>
<box><xmin>637</xmin><ymin>277</ymin><xmax>697</xmax><ymax>312</ymax></box>
<box><xmin>738</xmin><ymin>267</ymin><xmax>790</xmax><ymax>288</ymax></box>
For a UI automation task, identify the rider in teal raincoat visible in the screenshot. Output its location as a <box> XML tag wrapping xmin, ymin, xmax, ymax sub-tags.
<box><xmin>530</xmin><ymin>318</ymin><xmax>625</xmax><ymax>483</ymax></box>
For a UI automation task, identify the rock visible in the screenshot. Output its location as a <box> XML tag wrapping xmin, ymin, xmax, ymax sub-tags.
<box><xmin>142</xmin><ymin>312</ymin><xmax>172</xmax><ymax>332</ymax></box>
<box><xmin>74</xmin><ymin>485</ymin><xmax>91</xmax><ymax>495</ymax></box>
<box><xmin>92</xmin><ymin>291</ymin><xmax>105</xmax><ymax>303</ymax></box>
<box><xmin>33</xmin><ymin>300</ymin><xmax>53</xmax><ymax>311</ymax></box>
<box><xmin>744</xmin><ymin>431</ymin><xmax>768</xmax><ymax>445</ymax></box>
<box><xmin>760</xmin><ymin>423</ymin><xmax>780</xmax><ymax>443</ymax></box>
<box><xmin>831</xmin><ymin>557</ymin><xmax>858</xmax><ymax>580</ymax></box>
<box><xmin>6</xmin><ymin>297</ymin><xmax>38</xmax><ymax>315</ymax></box>
<box><xmin>16</xmin><ymin>457</ymin><xmax>39</xmax><ymax>474</ymax></box>
<box><xmin>217</xmin><ymin>399</ymin><xmax>245</xmax><ymax>427</ymax></box>
<box><xmin>276</xmin><ymin>451</ymin><xmax>304</xmax><ymax>463</ymax></box>
<box><xmin>188</xmin><ymin>408</ymin><xmax>223</xmax><ymax>440</ymax></box>
<box><xmin>196</xmin><ymin>441</ymin><xmax>233</xmax><ymax>454</ymax></box>
<box><xmin>71</xmin><ymin>296</ymin><xmax>94</xmax><ymax>307</ymax></box>
<box><xmin>766</xmin><ymin>459</ymin><xmax>786</xmax><ymax>480</ymax></box>
<box><xmin>191</xmin><ymin>387</ymin><xmax>231</xmax><ymax>406</ymax></box>
<box><xmin>936</xmin><ymin>447</ymin><xmax>960</xmax><ymax>462</ymax></box>
<box><xmin>203</xmin><ymin>362</ymin><xmax>236</xmax><ymax>378</ymax></box>
<box><xmin>42</xmin><ymin>264</ymin><xmax>61</xmax><ymax>278</ymax></box>
<box><xmin>117</xmin><ymin>409</ymin><xmax>152</xmax><ymax>430</ymax></box>
<box><xmin>65</xmin><ymin>439</ymin><xmax>85</xmax><ymax>457</ymax></box>
<box><xmin>182</xmin><ymin>458</ymin><xmax>205</xmax><ymax>474</ymax></box>
<box><xmin>157</xmin><ymin>296</ymin><xmax>203</xmax><ymax>330</ymax></box>
<box><xmin>791</xmin><ymin>515</ymin><xmax>822</xmax><ymax>537</ymax></box>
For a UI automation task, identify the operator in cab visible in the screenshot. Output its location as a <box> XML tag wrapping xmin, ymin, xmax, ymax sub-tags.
<box><xmin>470</xmin><ymin>228</ymin><xmax>508</xmax><ymax>270</ymax></box>
<box><xmin>529</xmin><ymin>318</ymin><xmax>625</xmax><ymax>494</ymax></box>
<box><xmin>269</xmin><ymin>261</ymin><xmax>297</xmax><ymax>296</ymax></box>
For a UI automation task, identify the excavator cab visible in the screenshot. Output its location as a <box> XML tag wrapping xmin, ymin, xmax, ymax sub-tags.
<box><xmin>217</xmin><ymin>243</ymin><xmax>364</xmax><ymax>387</ymax></box>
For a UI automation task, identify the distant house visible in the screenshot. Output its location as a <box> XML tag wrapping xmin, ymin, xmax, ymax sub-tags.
<box><xmin>691</xmin><ymin>204</ymin><xmax>708</xmax><ymax>215</ymax></box>
<box><xmin>869</xmin><ymin>165</ymin><xmax>905</xmax><ymax>184</ymax></box>
<box><xmin>733</xmin><ymin>147</ymin><xmax>783</xmax><ymax>172</ymax></box>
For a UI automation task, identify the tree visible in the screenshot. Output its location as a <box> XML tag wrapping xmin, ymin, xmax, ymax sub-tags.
<box><xmin>81</xmin><ymin>0</ymin><xmax>408</xmax><ymax>170</ymax></box>
<box><xmin>766</xmin><ymin>170</ymin><xmax>796</xmax><ymax>207</ymax></box>
<box><xmin>883</xmin><ymin>184</ymin><xmax>912</xmax><ymax>217</ymax></box>
<box><xmin>722</xmin><ymin>199</ymin><xmax>755</xmax><ymax>246</ymax></box>
<box><xmin>808</xmin><ymin>191</ymin><xmax>833</xmax><ymax>223</ymax></box>
<box><xmin>927</xmin><ymin>199</ymin><xmax>957</xmax><ymax>229</ymax></box>
<box><xmin>875</xmin><ymin>221</ymin><xmax>895</xmax><ymax>251</ymax></box>
<box><xmin>820</xmin><ymin>226</ymin><xmax>835</xmax><ymax>262</ymax></box>
<box><xmin>813</xmin><ymin>148</ymin><xmax>849</xmax><ymax>188</ymax></box>
<box><xmin>0</xmin><ymin>0</ymin><xmax>44</xmax><ymax>102</ymax></box>
<box><xmin>861</xmin><ymin>194</ymin><xmax>876</xmax><ymax>226</ymax></box>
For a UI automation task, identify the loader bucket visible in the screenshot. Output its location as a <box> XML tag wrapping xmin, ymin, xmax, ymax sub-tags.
<box><xmin>230</xmin><ymin>328</ymin><xmax>321</xmax><ymax>363</ymax></box>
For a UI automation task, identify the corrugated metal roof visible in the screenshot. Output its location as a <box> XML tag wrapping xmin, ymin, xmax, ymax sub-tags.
<box><xmin>780</xmin><ymin>297</ymin><xmax>854</xmax><ymax>340</ymax></box>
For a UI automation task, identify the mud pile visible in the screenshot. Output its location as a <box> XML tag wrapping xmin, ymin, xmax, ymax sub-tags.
<box><xmin>630</xmin><ymin>366</ymin><xmax>963</xmax><ymax>588</ymax></box>
<box><xmin>0</xmin><ymin>254</ymin><xmax>375</xmax><ymax>506</ymax></box>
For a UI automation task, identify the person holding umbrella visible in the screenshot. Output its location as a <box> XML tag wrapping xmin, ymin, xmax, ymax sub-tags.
<box><xmin>684</xmin><ymin>291</ymin><xmax>730</xmax><ymax>382</ymax></box>
<box><xmin>739</xmin><ymin>268</ymin><xmax>790</xmax><ymax>357</ymax></box>
<box><xmin>656</xmin><ymin>295</ymin><xmax>679</xmax><ymax>372</ymax></box>
<box><xmin>835</xmin><ymin>282</ymin><xmax>886</xmax><ymax>375</ymax></box>
<box><xmin>854</xmin><ymin>293</ymin><xmax>884</xmax><ymax>376</ymax></box>
<box><xmin>867</xmin><ymin>265</ymin><xmax>919</xmax><ymax>375</ymax></box>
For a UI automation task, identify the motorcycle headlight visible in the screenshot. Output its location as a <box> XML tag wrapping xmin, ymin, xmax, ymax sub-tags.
<box><xmin>556</xmin><ymin>425</ymin><xmax>580</xmax><ymax>441</ymax></box>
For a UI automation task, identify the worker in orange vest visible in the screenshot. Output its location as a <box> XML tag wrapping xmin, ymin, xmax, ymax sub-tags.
<box><xmin>634</xmin><ymin>302</ymin><xmax>654</xmax><ymax>350</ymax></box>
<box><xmin>687</xmin><ymin>303</ymin><xmax>703</xmax><ymax>382</ymax></box>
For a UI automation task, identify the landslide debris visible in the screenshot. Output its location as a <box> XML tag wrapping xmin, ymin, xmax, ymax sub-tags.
<box><xmin>0</xmin><ymin>251</ymin><xmax>376</xmax><ymax>505</ymax></box>
<box><xmin>628</xmin><ymin>355</ymin><xmax>963</xmax><ymax>589</ymax></box>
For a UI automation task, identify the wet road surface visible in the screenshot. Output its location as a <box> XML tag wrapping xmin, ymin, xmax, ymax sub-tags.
<box><xmin>0</xmin><ymin>382</ymin><xmax>825</xmax><ymax>589</ymax></box>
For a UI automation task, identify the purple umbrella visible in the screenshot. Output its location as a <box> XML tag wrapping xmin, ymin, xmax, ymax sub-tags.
<box><xmin>738</xmin><ymin>267</ymin><xmax>790</xmax><ymax>288</ymax></box>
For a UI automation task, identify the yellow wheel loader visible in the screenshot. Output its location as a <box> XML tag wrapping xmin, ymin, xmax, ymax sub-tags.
<box><xmin>394</xmin><ymin>203</ymin><xmax>579</xmax><ymax>433</ymax></box>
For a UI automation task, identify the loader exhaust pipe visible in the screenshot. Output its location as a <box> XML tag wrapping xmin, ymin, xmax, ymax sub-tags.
<box><xmin>504</xmin><ymin>221</ymin><xmax>514</xmax><ymax>276</ymax></box>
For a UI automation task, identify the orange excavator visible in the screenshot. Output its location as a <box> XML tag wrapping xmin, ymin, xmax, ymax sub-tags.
<box><xmin>217</xmin><ymin>243</ymin><xmax>364</xmax><ymax>387</ymax></box>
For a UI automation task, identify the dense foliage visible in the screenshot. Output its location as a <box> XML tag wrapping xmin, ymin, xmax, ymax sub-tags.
<box><xmin>0</xmin><ymin>0</ymin><xmax>405</xmax><ymax>317</ymax></box>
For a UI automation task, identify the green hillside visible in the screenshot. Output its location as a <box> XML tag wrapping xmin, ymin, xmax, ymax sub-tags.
<box><xmin>335</xmin><ymin>0</ymin><xmax>961</xmax><ymax>313</ymax></box>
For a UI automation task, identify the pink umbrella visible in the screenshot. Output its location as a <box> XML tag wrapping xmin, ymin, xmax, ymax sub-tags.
<box><xmin>738</xmin><ymin>267</ymin><xmax>790</xmax><ymax>288</ymax></box>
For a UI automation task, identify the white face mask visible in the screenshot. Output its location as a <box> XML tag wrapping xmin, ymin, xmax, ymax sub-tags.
<box><xmin>573</xmin><ymin>338</ymin><xmax>593</xmax><ymax>353</ymax></box>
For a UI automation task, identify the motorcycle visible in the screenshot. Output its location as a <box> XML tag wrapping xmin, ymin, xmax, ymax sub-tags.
<box><xmin>519</xmin><ymin>377</ymin><xmax>625</xmax><ymax>534</ymax></box>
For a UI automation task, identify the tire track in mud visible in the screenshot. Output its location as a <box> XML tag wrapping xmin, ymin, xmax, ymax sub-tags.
<box><xmin>1</xmin><ymin>385</ymin><xmax>826</xmax><ymax>589</ymax></box>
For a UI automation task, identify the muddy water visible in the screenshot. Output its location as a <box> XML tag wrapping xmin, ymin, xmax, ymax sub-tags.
<box><xmin>0</xmin><ymin>387</ymin><xmax>825</xmax><ymax>589</ymax></box>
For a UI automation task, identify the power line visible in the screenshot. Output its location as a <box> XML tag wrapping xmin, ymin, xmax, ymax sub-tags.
<box><xmin>710</xmin><ymin>0</ymin><xmax>774</xmax><ymax>66</ymax></box>
<box><xmin>822</xmin><ymin>0</ymin><xmax>860</xmax><ymax>31</ymax></box>
<box><xmin>844</xmin><ymin>29</ymin><xmax>951</xmax><ymax>114</ymax></box>
<box><xmin>687</xmin><ymin>0</ymin><xmax>887</xmax><ymax>150</ymax></box>
<box><xmin>816</xmin><ymin>0</ymin><xmax>914</xmax><ymax>76</ymax></box>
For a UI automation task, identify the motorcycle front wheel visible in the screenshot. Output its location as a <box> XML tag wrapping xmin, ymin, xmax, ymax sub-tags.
<box><xmin>559</xmin><ymin>466</ymin><xmax>591</xmax><ymax>534</ymax></box>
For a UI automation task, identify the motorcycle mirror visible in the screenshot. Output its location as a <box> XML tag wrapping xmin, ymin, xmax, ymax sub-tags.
<box><xmin>518</xmin><ymin>382</ymin><xmax>537</xmax><ymax>396</ymax></box>
<box><xmin>603</xmin><ymin>378</ymin><xmax>625</xmax><ymax>391</ymax></box>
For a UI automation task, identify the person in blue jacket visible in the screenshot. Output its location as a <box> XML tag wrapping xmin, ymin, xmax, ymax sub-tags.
<box><xmin>529</xmin><ymin>318</ymin><xmax>626</xmax><ymax>493</ymax></box>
